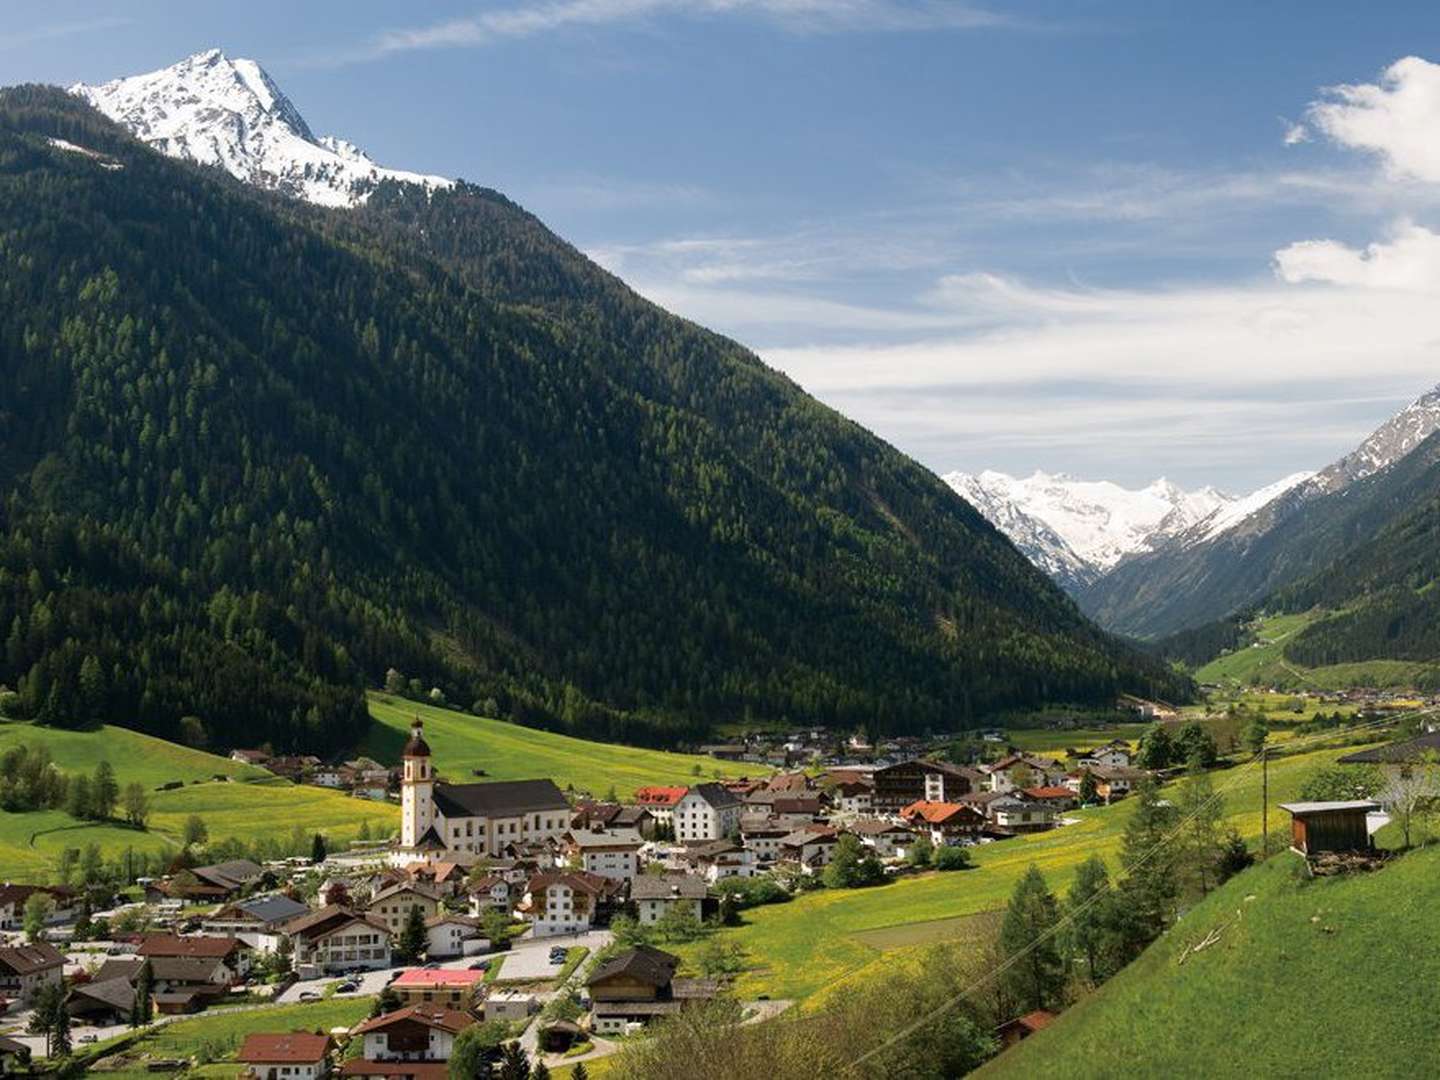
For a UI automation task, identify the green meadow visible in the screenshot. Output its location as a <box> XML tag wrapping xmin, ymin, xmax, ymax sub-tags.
<box><xmin>674</xmin><ymin>740</ymin><xmax>1376</xmax><ymax>1004</ymax></box>
<box><xmin>364</xmin><ymin>693</ymin><xmax>765</xmax><ymax>798</ymax></box>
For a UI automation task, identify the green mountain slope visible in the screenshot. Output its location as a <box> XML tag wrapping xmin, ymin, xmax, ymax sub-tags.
<box><xmin>0</xmin><ymin>87</ymin><xmax>1187</xmax><ymax>755</ymax></box>
<box><xmin>1083</xmin><ymin>430</ymin><xmax>1440</xmax><ymax>640</ymax></box>
<box><xmin>980</xmin><ymin>846</ymin><xmax>1440</xmax><ymax>1079</ymax></box>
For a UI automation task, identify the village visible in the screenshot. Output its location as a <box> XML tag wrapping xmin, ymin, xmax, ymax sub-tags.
<box><xmin>2</xmin><ymin>694</ymin><xmax>1435</xmax><ymax>1079</ymax></box>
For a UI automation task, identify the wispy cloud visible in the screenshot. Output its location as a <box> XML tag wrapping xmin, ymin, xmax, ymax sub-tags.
<box><xmin>323</xmin><ymin>0</ymin><xmax>1016</xmax><ymax>64</ymax></box>
<box><xmin>0</xmin><ymin>16</ymin><xmax>131</xmax><ymax>51</ymax></box>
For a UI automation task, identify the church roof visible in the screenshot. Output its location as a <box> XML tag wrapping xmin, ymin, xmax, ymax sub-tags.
<box><xmin>433</xmin><ymin>779</ymin><xmax>569</xmax><ymax>819</ymax></box>
<box><xmin>402</xmin><ymin>720</ymin><xmax>431</xmax><ymax>758</ymax></box>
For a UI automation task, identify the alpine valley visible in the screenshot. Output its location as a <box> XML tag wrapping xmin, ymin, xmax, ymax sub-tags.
<box><xmin>0</xmin><ymin>52</ymin><xmax>1188</xmax><ymax>759</ymax></box>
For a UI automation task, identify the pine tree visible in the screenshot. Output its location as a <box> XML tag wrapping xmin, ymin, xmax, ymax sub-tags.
<box><xmin>92</xmin><ymin>760</ymin><xmax>119</xmax><ymax>819</ymax></box>
<box><xmin>400</xmin><ymin>904</ymin><xmax>428</xmax><ymax>961</ymax></box>
<box><xmin>67</xmin><ymin>774</ymin><xmax>93</xmax><ymax>820</ymax></box>
<box><xmin>1116</xmin><ymin>778</ymin><xmax>1180</xmax><ymax>958</ymax></box>
<box><xmin>570</xmin><ymin>1064</ymin><xmax>589</xmax><ymax>1080</ymax></box>
<box><xmin>311</xmin><ymin>833</ymin><xmax>328</xmax><ymax>864</ymax></box>
<box><xmin>1064</xmin><ymin>855</ymin><xmax>1115</xmax><ymax>985</ymax></box>
<box><xmin>498</xmin><ymin>1040</ymin><xmax>531</xmax><ymax>1080</ymax></box>
<box><xmin>998</xmin><ymin>864</ymin><xmax>1064</xmax><ymax>1013</ymax></box>
<box><xmin>1176</xmin><ymin>760</ymin><xmax>1224</xmax><ymax>897</ymax></box>
<box><xmin>1078</xmin><ymin>769</ymin><xmax>1099</xmax><ymax>805</ymax></box>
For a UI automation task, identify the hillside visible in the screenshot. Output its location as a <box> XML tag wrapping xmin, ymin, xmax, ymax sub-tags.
<box><xmin>979</xmin><ymin>845</ymin><xmax>1440</xmax><ymax>1078</ymax></box>
<box><xmin>1081</xmin><ymin>426</ymin><xmax>1440</xmax><ymax>640</ymax></box>
<box><xmin>0</xmin><ymin>82</ymin><xmax>1187</xmax><ymax>757</ymax></box>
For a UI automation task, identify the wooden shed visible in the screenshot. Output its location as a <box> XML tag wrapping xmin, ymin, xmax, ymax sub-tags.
<box><xmin>1279</xmin><ymin>801</ymin><xmax>1380</xmax><ymax>856</ymax></box>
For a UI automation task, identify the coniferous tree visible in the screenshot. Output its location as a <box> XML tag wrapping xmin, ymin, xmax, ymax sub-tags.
<box><xmin>399</xmin><ymin>904</ymin><xmax>428</xmax><ymax>961</ymax></box>
<box><xmin>1065</xmin><ymin>854</ymin><xmax>1117</xmax><ymax>985</ymax></box>
<box><xmin>92</xmin><ymin>760</ymin><xmax>119</xmax><ymax>819</ymax></box>
<box><xmin>498</xmin><ymin>1041</ymin><xmax>531</xmax><ymax>1080</ymax></box>
<box><xmin>311</xmin><ymin>833</ymin><xmax>328</xmax><ymax>864</ymax></box>
<box><xmin>999</xmin><ymin>864</ymin><xmax>1064</xmax><ymax>1013</ymax></box>
<box><xmin>1115</xmin><ymin>778</ymin><xmax>1180</xmax><ymax>958</ymax></box>
<box><xmin>1175</xmin><ymin>760</ymin><xmax>1224</xmax><ymax>897</ymax></box>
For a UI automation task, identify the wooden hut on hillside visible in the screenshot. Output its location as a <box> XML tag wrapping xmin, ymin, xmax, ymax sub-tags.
<box><xmin>1279</xmin><ymin>801</ymin><xmax>1380</xmax><ymax>856</ymax></box>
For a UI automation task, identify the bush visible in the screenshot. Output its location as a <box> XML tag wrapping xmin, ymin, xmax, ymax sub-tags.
<box><xmin>713</xmin><ymin>876</ymin><xmax>789</xmax><ymax>909</ymax></box>
<box><xmin>933</xmin><ymin>845</ymin><xmax>971</xmax><ymax>871</ymax></box>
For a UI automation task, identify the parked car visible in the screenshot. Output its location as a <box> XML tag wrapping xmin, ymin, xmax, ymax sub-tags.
<box><xmin>298</xmin><ymin>990</ymin><xmax>321</xmax><ymax>1001</ymax></box>
<box><xmin>468</xmin><ymin>959</ymin><xmax>490</xmax><ymax>971</ymax></box>
<box><xmin>336</xmin><ymin>982</ymin><xmax>359</xmax><ymax>994</ymax></box>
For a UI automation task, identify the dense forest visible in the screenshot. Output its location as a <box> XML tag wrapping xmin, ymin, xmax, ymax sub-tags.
<box><xmin>0</xmin><ymin>87</ymin><xmax>1188</xmax><ymax>754</ymax></box>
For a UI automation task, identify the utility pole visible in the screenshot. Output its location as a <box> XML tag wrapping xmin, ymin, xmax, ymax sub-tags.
<box><xmin>1261</xmin><ymin>746</ymin><xmax>1269</xmax><ymax>858</ymax></box>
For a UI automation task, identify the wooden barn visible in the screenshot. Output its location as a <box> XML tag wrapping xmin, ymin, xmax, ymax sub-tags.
<box><xmin>1279</xmin><ymin>801</ymin><xmax>1380</xmax><ymax>856</ymax></box>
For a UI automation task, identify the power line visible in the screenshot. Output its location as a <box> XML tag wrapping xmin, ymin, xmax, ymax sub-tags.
<box><xmin>840</xmin><ymin>706</ymin><xmax>1433</xmax><ymax>1075</ymax></box>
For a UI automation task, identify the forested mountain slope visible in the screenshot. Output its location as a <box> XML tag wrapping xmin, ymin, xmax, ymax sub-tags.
<box><xmin>0</xmin><ymin>87</ymin><xmax>1186</xmax><ymax>755</ymax></box>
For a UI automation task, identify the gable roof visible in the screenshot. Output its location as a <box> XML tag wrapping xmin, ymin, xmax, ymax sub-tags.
<box><xmin>848</xmin><ymin>818</ymin><xmax>913</xmax><ymax>836</ymax></box>
<box><xmin>900</xmin><ymin>800</ymin><xmax>984</xmax><ymax>825</ymax></box>
<box><xmin>432</xmin><ymin>778</ymin><xmax>569</xmax><ymax>819</ymax></box>
<box><xmin>371</xmin><ymin>881</ymin><xmax>443</xmax><ymax>905</ymax></box>
<box><xmin>633</xmin><ymin>786</ymin><xmax>688</xmax><ymax>808</ymax></box>
<box><xmin>630</xmin><ymin>874</ymin><xmax>708</xmax><ymax>900</ymax></box>
<box><xmin>283</xmin><ymin>905</ymin><xmax>390</xmax><ymax>940</ymax></box>
<box><xmin>191</xmin><ymin>859</ymin><xmax>264</xmax><ymax>890</ymax></box>
<box><xmin>238</xmin><ymin>1033</ymin><xmax>332</xmax><ymax>1064</ymax></box>
<box><xmin>214</xmin><ymin>895</ymin><xmax>311</xmax><ymax>925</ymax></box>
<box><xmin>391</xmin><ymin>967</ymin><xmax>485</xmax><ymax>988</ymax></box>
<box><xmin>566</xmin><ymin>827</ymin><xmax>644</xmax><ymax>849</ymax></box>
<box><xmin>586</xmin><ymin>945</ymin><xmax>680</xmax><ymax>989</ymax></box>
<box><xmin>0</xmin><ymin>942</ymin><xmax>66</xmax><ymax>976</ymax></box>
<box><xmin>69</xmin><ymin>977</ymin><xmax>136</xmax><ymax>1012</ymax></box>
<box><xmin>0</xmin><ymin>883</ymin><xmax>74</xmax><ymax>910</ymax></box>
<box><xmin>352</xmin><ymin>1003</ymin><xmax>475</xmax><ymax>1036</ymax></box>
<box><xmin>683</xmin><ymin>782</ymin><xmax>743</xmax><ymax>809</ymax></box>
<box><xmin>138</xmin><ymin>935</ymin><xmax>245</xmax><ymax>959</ymax></box>
<box><xmin>527</xmin><ymin>871</ymin><xmax>616</xmax><ymax>897</ymax></box>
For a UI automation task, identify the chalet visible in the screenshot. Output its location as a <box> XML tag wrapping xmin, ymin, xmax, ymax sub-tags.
<box><xmin>848</xmin><ymin>818</ymin><xmax>914</xmax><ymax>859</ymax></box>
<box><xmin>833</xmin><ymin>781</ymin><xmax>874</xmax><ymax>815</ymax></box>
<box><xmin>1280</xmin><ymin>801</ymin><xmax>1381</xmax><ymax>857</ymax></box>
<box><xmin>777</xmin><ymin>826</ymin><xmax>840</xmax><ymax>873</ymax></box>
<box><xmin>678</xmin><ymin>839</ymin><xmax>755</xmax><ymax>883</ymax></box>
<box><xmin>673</xmin><ymin>784</ymin><xmax>744</xmax><ymax>841</ymax></box>
<box><xmin>423</xmin><ymin>914</ymin><xmax>486</xmax><ymax>958</ymax></box>
<box><xmin>698</xmin><ymin>744</ymin><xmax>747</xmax><ymax>761</ymax></box>
<box><xmin>237</xmin><ymin>1032</ymin><xmax>333</xmax><ymax>1080</ymax></box>
<box><xmin>585</xmin><ymin>945</ymin><xmax>718</xmax><ymax>1034</ymax></box>
<box><xmin>997</xmin><ymin>1009</ymin><xmax>1056</xmax><ymax>1048</ymax></box>
<box><xmin>872</xmin><ymin>760</ymin><xmax>982</xmax><ymax>814</ymax></box>
<box><xmin>1076</xmin><ymin>741</ymin><xmax>1133</xmax><ymax>769</ymax></box>
<box><xmin>67</xmin><ymin>976</ymin><xmax>137</xmax><ymax>1025</ymax></box>
<box><xmin>1086</xmin><ymin>765</ymin><xmax>1149</xmax><ymax>803</ymax></box>
<box><xmin>523</xmin><ymin>871</ymin><xmax>620</xmax><ymax>937</ymax></box>
<box><xmin>0</xmin><ymin>884</ymin><xmax>77</xmax><ymax>930</ymax></box>
<box><xmin>403</xmin><ymin>862</ymin><xmax>468</xmax><ymax>898</ymax></box>
<box><xmin>368</xmin><ymin>882</ymin><xmax>443</xmax><ymax>935</ymax></box>
<box><xmin>0</xmin><ymin>942</ymin><xmax>64</xmax><ymax>1004</ymax></box>
<box><xmin>284</xmin><ymin>906</ymin><xmax>392</xmax><ymax>977</ymax></box>
<box><xmin>349</xmin><ymin>1003</ymin><xmax>475</xmax><ymax>1069</ymax></box>
<box><xmin>633</xmin><ymin>786</ymin><xmax>688</xmax><ymax>827</ymax></box>
<box><xmin>984</xmin><ymin>755</ymin><xmax>1066</xmax><ymax>794</ymax></box>
<box><xmin>1118</xmin><ymin>694</ymin><xmax>1178</xmax><ymax>721</ymax></box>
<box><xmin>571</xmin><ymin>802</ymin><xmax>655</xmax><ymax>838</ymax></box>
<box><xmin>203</xmin><ymin>894</ymin><xmax>311</xmax><ymax>953</ymax></box>
<box><xmin>138</xmin><ymin>935</ymin><xmax>251</xmax><ymax>981</ymax></box>
<box><xmin>148</xmin><ymin>859</ymin><xmax>265</xmax><ymax>902</ymax></box>
<box><xmin>900</xmin><ymin>801</ymin><xmax>986</xmax><ymax>845</ymax></box>
<box><xmin>562</xmin><ymin>827</ymin><xmax>645</xmax><ymax>881</ymax></box>
<box><xmin>466</xmin><ymin>876</ymin><xmax>512</xmax><ymax>915</ymax></box>
<box><xmin>1022</xmin><ymin>786</ymin><xmax>1079</xmax><ymax>813</ymax></box>
<box><xmin>990</xmin><ymin>796</ymin><xmax>1057</xmax><ymax>833</ymax></box>
<box><xmin>739</xmin><ymin>816</ymin><xmax>791</xmax><ymax>862</ymax></box>
<box><xmin>390</xmin><ymin>968</ymin><xmax>486</xmax><ymax>1009</ymax></box>
<box><xmin>146</xmin><ymin>955</ymin><xmax>240</xmax><ymax>1006</ymax></box>
<box><xmin>631</xmin><ymin>874</ymin><xmax>707</xmax><ymax>926</ymax></box>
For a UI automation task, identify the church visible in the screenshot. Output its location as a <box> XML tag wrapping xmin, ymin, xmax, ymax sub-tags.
<box><xmin>393</xmin><ymin>719</ymin><xmax>571</xmax><ymax>866</ymax></box>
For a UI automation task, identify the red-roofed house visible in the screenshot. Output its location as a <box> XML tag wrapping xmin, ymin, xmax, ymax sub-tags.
<box><xmin>351</xmin><ymin>1003</ymin><xmax>475</xmax><ymax>1063</ymax></box>
<box><xmin>632</xmin><ymin>786</ymin><xmax>688</xmax><ymax>827</ymax></box>
<box><xmin>237</xmin><ymin>1033</ymin><xmax>333</xmax><ymax>1080</ymax></box>
<box><xmin>390</xmin><ymin>968</ymin><xmax>486</xmax><ymax>1010</ymax></box>
<box><xmin>997</xmin><ymin>1009</ymin><xmax>1057</xmax><ymax>1048</ymax></box>
<box><xmin>899</xmin><ymin>801</ymin><xmax>985</xmax><ymax>845</ymax></box>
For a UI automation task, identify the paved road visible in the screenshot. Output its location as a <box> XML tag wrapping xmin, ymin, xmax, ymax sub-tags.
<box><xmin>512</xmin><ymin>929</ymin><xmax>612</xmax><ymax>1059</ymax></box>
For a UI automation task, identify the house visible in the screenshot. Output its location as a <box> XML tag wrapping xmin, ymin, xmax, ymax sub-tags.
<box><xmin>148</xmin><ymin>859</ymin><xmax>265</xmax><ymax>903</ymax></box>
<box><xmin>1085</xmin><ymin>765</ymin><xmax>1149</xmax><ymax>803</ymax></box>
<box><xmin>990</xmin><ymin>796</ymin><xmax>1057</xmax><ymax>833</ymax></box>
<box><xmin>900</xmin><ymin>801</ymin><xmax>986</xmax><ymax>845</ymax></box>
<box><xmin>423</xmin><ymin>914</ymin><xmax>486</xmax><ymax>958</ymax></box>
<box><xmin>673</xmin><ymin>784</ymin><xmax>744</xmax><ymax>841</ymax></box>
<box><xmin>847</xmin><ymin>818</ymin><xmax>915</xmax><ymax>859</ymax></box>
<box><xmin>562</xmin><ymin>827</ymin><xmax>645</xmax><ymax>881</ymax></box>
<box><xmin>585</xmin><ymin>945</ymin><xmax>718</xmax><ymax>1034</ymax></box>
<box><xmin>67</xmin><ymin>976</ymin><xmax>137</xmax><ymax>1025</ymax></box>
<box><xmin>404</xmin><ymin>862</ymin><xmax>468</xmax><ymax>899</ymax></box>
<box><xmin>203</xmin><ymin>894</ymin><xmax>311</xmax><ymax>953</ymax></box>
<box><xmin>231</xmin><ymin>749</ymin><xmax>270</xmax><ymax>767</ymax></box>
<box><xmin>1118</xmin><ymin>694</ymin><xmax>1178</xmax><ymax>721</ymax></box>
<box><xmin>997</xmin><ymin>1009</ymin><xmax>1056</xmax><ymax>1049</ymax></box>
<box><xmin>631</xmin><ymin>874</ymin><xmax>707</xmax><ymax>926</ymax></box>
<box><xmin>632</xmin><ymin>786</ymin><xmax>688</xmax><ymax>827</ymax></box>
<box><xmin>390</xmin><ymin>968</ymin><xmax>486</xmax><ymax>1009</ymax></box>
<box><xmin>146</xmin><ymin>956</ymin><xmax>240</xmax><ymax>1007</ymax></box>
<box><xmin>984</xmin><ymin>755</ymin><xmax>1066</xmax><ymax>794</ymax></box>
<box><xmin>763</xmin><ymin>772</ymin><xmax>814</xmax><ymax>795</ymax></box>
<box><xmin>137</xmin><ymin>935</ymin><xmax>251</xmax><ymax>981</ymax></box>
<box><xmin>1022</xmin><ymin>786</ymin><xmax>1079</xmax><ymax>813</ymax></box>
<box><xmin>284</xmin><ymin>906</ymin><xmax>392</xmax><ymax>977</ymax></box>
<box><xmin>368</xmin><ymin>882</ymin><xmax>443</xmax><ymax>935</ymax></box>
<box><xmin>237</xmin><ymin>1033</ymin><xmax>333</xmax><ymax>1080</ymax></box>
<box><xmin>0</xmin><ymin>942</ymin><xmax>64</xmax><ymax>1004</ymax></box>
<box><xmin>466</xmin><ymin>876</ymin><xmax>512</xmax><ymax>916</ymax></box>
<box><xmin>394</xmin><ymin>720</ymin><xmax>571</xmax><ymax>864</ymax></box>
<box><xmin>678</xmin><ymin>839</ymin><xmax>754</xmax><ymax>883</ymax></box>
<box><xmin>1076</xmin><ymin>742</ymin><xmax>1132</xmax><ymax>769</ymax></box>
<box><xmin>777</xmin><ymin>827</ymin><xmax>840</xmax><ymax>873</ymax></box>
<box><xmin>523</xmin><ymin>871</ymin><xmax>619</xmax><ymax>937</ymax></box>
<box><xmin>482</xmin><ymin>990</ymin><xmax>537</xmax><ymax>1022</ymax></box>
<box><xmin>1280</xmin><ymin>801</ymin><xmax>1381</xmax><ymax>857</ymax></box>
<box><xmin>0</xmin><ymin>884</ymin><xmax>77</xmax><ymax>930</ymax></box>
<box><xmin>698</xmin><ymin>744</ymin><xmax>747</xmax><ymax>761</ymax></box>
<box><xmin>833</xmin><ymin>781</ymin><xmax>874</xmax><ymax>815</ymax></box>
<box><xmin>739</xmin><ymin>816</ymin><xmax>791</xmax><ymax>862</ymax></box>
<box><xmin>571</xmin><ymin>802</ymin><xmax>656</xmax><ymax>838</ymax></box>
<box><xmin>871</xmin><ymin>760</ymin><xmax>982</xmax><ymax>813</ymax></box>
<box><xmin>349</xmin><ymin>1003</ymin><xmax>475</xmax><ymax>1068</ymax></box>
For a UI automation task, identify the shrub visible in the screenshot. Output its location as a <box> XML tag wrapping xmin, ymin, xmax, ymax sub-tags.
<box><xmin>933</xmin><ymin>845</ymin><xmax>971</xmax><ymax>871</ymax></box>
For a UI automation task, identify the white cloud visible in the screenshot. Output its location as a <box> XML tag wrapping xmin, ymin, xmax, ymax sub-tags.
<box><xmin>0</xmin><ymin>16</ymin><xmax>131</xmax><ymax>50</ymax></box>
<box><xmin>1274</xmin><ymin>221</ymin><xmax>1440</xmax><ymax>291</ymax></box>
<box><xmin>363</xmin><ymin>0</ymin><xmax>1012</xmax><ymax>59</ymax></box>
<box><xmin>1308</xmin><ymin>56</ymin><xmax>1440</xmax><ymax>182</ymax></box>
<box><xmin>1282</xmin><ymin>121</ymin><xmax>1309</xmax><ymax>146</ymax></box>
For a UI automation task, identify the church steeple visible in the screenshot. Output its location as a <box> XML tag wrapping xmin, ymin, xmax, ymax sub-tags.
<box><xmin>400</xmin><ymin>717</ymin><xmax>435</xmax><ymax>849</ymax></box>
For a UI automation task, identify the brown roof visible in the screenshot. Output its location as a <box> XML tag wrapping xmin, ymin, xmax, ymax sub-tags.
<box><xmin>284</xmin><ymin>905</ymin><xmax>390</xmax><ymax>940</ymax></box>
<box><xmin>0</xmin><ymin>942</ymin><xmax>65</xmax><ymax>977</ymax></box>
<box><xmin>341</xmin><ymin>1062</ymin><xmax>449</xmax><ymax>1080</ymax></box>
<box><xmin>352</xmin><ymin>1003</ymin><xmax>475</xmax><ymax>1036</ymax></box>
<box><xmin>0</xmin><ymin>884</ymin><xmax>74</xmax><ymax>910</ymax></box>
<box><xmin>370</xmin><ymin>881</ymin><xmax>443</xmax><ymax>906</ymax></box>
<box><xmin>401</xmin><ymin>719</ymin><xmax>432</xmax><ymax>758</ymax></box>
<box><xmin>1000</xmin><ymin>1009</ymin><xmax>1057</xmax><ymax>1034</ymax></box>
<box><xmin>137</xmin><ymin>935</ymin><xmax>245</xmax><ymax>959</ymax></box>
<box><xmin>147</xmin><ymin>956</ymin><xmax>229</xmax><ymax>984</ymax></box>
<box><xmin>848</xmin><ymin>818</ymin><xmax>913</xmax><ymax>836</ymax></box>
<box><xmin>237</xmin><ymin>1033</ymin><xmax>332</xmax><ymax>1064</ymax></box>
<box><xmin>900</xmin><ymin>800</ymin><xmax>984</xmax><ymax>825</ymax></box>
<box><xmin>587</xmin><ymin>945</ymin><xmax>680</xmax><ymax>989</ymax></box>
<box><xmin>526</xmin><ymin>871</ymin><xmax>617</xmax><ymax>898</ymax></box>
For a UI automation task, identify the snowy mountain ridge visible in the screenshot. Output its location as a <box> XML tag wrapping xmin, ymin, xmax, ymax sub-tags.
<box><xmin>70</xmin><ymin>49</ymin><xmax>452</xmax><ymax>208</ymax></box>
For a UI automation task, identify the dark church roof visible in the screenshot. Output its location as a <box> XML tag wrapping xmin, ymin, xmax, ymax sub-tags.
<box><xmin>402</xmin><ymin>720</ymin><xmax>432</xmax><ymax>758</ymax></box>
<box><xmin>432</xmin><ymin>779</ymin><xmax>569</xmax><ymax>819</ymax></box>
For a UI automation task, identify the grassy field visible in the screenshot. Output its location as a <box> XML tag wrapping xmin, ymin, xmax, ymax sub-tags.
<box><xmin>1197</xmin><ymin>611</ymin><xmax>1440</xmax><ymax>691</ymax></box>
<box><xmin>978</xmin><ymin>844</ymin><xmax>1440</xmax><ymax>1078</ymax></box>
<box><xmin>672</xmin><ymin>741</ymin><xmax>1376</xmax><ymax>1004</ymax></box>
<box><xmin>0</xmin><ymin>723</ymin><xmax>397</xmax><ymax>882</ymax></box>
<box><xmin>998</xmin><ymin>724</ymin><xmax>1148</xmax><ymax>757</ymax></box>
<box><xmin>364</xmin><ymin>693</ymin><xmax>765</xmax><ymax>798</ymax></box>
<box><xmin>92</xmin><ymin>996</ymin><xmax>375</xmax><ymax>1079</ymax></box>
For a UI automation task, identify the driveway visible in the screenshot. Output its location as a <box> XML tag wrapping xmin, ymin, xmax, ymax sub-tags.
<box><xmin>498</xmin><ymin>929</ymin><xmax>610</xmax><ymax>982</ymax></box>
<box><xmin>275</xmin><ymin>964</ymin><xmax>394</xmax><ymax>1004</ymax></box>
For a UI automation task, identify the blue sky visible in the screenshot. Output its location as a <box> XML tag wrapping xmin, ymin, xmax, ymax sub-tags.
<box><xmin>9</xmin><ymin>2</ymin><xmax>1440</xmax><ymax>491</ymax></box>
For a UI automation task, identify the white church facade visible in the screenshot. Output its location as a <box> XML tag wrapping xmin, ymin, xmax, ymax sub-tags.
<box><xmin>394</xmin><ymin>719</ymin><xmax>571</xmax><ymax>866</ymax></box>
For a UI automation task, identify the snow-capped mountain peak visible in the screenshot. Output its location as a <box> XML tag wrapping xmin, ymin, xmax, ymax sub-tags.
<box><xmin>70</xmin><ymin>49</ymin><xmax>453</xmax><ymax>208</ymax></box>
<box><xmin>1306</xmin><ymin>383</ymin><xmax>1440</xmax><ymax>496</ymax></box>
